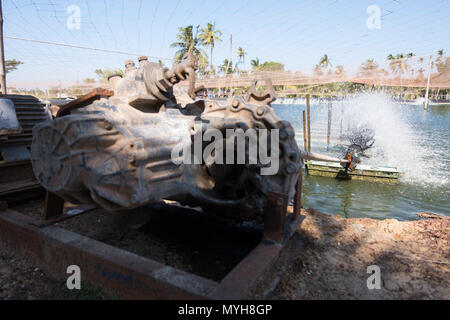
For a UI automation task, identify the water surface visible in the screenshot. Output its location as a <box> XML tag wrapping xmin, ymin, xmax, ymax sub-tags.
<box><xmin>273</xmin><ymin>94</ymin><xmax>449</xmax><ymax>220</ymax></box>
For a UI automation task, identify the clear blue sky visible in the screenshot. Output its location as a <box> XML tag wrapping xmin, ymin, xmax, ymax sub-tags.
<box><xmin>3</xmin><ymin>0</ymin><xmax>450</xmax><ymax>87</ymax></box>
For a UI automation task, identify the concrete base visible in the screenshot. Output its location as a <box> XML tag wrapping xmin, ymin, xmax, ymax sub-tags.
<box><xmin>0</xmin><ymin>207</ymin><xmax>303</xmax><ymax>299</ymax></box>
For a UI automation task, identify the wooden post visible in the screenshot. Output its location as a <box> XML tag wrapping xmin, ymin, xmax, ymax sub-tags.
<box><xmin>306</xmin><ymin>95</ymin><xmax>311</xmax><ymax>152</ymax></box>
<box><xmin>226</xmin><ymin>33</ymin><xmax>232</xmax><ymax>75</ymax></box>
<box><xmin>43</xmin><ymin>191</ymin><xmax>65</xmax><ymax>220</ymax></box>
<box><xmin>424</xmin><ymin>55</ymin><xmax>432</xmax><ymax>110</ymax></box>
<box><xmin>0</xmin><ymin>0</ymin><xmax>6</xmax><ymax>94</ymax></box>
<box><xmin>293</xmin><ymin>169</ymin><xmax>303</xmax><ymax>219</ymax></box>
<box><xmin>302</xmin><ymin>110</ymin><xmax>307</xmax><ymax>151</ymax></box>
<box><xmin>327</xmin><ymin>98</ymin><xmax>332</xmax><ymax>148</ymax></box>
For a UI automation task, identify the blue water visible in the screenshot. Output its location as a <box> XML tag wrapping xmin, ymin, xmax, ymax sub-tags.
<box><xmin>273</xmin><ymin>99</ymin><xmax>449</xmax><ymax>220</ymax></box>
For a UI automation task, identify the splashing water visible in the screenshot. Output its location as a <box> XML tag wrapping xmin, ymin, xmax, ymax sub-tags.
<box><xmin>273</xmin><ymin>94</ymin><xmax>449</xmax><ymax>219</ymax></box>
<box><xmin>339</xmin><ymin>93</ymin><xmax>448</xmax><ymax>187</ymax></box>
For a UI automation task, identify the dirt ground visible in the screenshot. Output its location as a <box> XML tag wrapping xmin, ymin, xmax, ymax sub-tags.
<box><xmin>1</xmin><ymin>199</ymin><xmax>449</xmax><ymax>300</ymax></box>
<box><xmin>260</xmin><ymin>209</ymin><xmax>449</xmax><ymax>299</ymax></box>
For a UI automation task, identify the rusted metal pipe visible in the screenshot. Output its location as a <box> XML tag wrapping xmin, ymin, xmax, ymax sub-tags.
<box><xmin>300</xmin><ymin>151</ymin><xmax>349</xmax><ymax>163</ymax></box>
<box><xmin>302</xmin><ymin>110</ymin><xmax>307</xmax><ymax>151</ymax></box>
<box><xmin>327</xmin><ymin>98</ymin><xmax>332</xmax><ymax>148</ymax></box>
<box><xmin>306</xmin><ymin>95</ymin><xmax>311</xmax><ymax>152</ymax></box>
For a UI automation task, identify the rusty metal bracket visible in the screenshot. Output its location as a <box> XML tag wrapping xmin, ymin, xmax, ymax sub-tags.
<box><xmin>56</xmin><ymin>88</ymin><xmax>114</xmax><ymax>117</ymax></box>
<box><xmin>245</xmin><ymin>78</ymin><xmax>276</xmax><ymax>106</ymax></box>
<box><xmin>264</xmin><ymin>191</ymin><xmax>289</xmax><ymax>243</ymax></box>
<box><xmin>42</xmin><ymin>191</ymin><xmax>65</xmax><ymax>220</ymax></box>
<box><xmin>41</xmin><ymin>191</ymin><xmax>96</xmax><ymax>226</ymax></box>
<box><xmin>293</xmin><ymin>170</ymin><xmax>303</xmax><ymax>220</ymax></box>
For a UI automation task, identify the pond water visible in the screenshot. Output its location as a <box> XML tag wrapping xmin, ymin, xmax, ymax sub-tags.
<box><xmin>273</xmin><ymin>93</ymin><xmax>449</xmax><ymax>220</ymax></box>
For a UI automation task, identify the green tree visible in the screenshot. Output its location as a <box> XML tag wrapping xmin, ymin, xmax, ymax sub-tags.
<box><xmin>83</xmin><ymin>78</ymin><xmax>96</xmax><ymax>84</ymax></box>
<box><xmin>313</xmin><ymin>65</ymin><xmax>323</xmax><ymax>77</ymax></box>
<box><xmin>250</xmin><ymin>58</ymin><xmax>260</xmax><ymax>69</ymax></box>
<box><xmin>94</xmin><ymin>69</ymin><xmax>124</xmax><ymax>81</ymax></box>
<box><xmin>236</xmin><ymin>47</ymin><xmax>247</xmax><ymax>70</ymax></box>
<box><xmin>358</xmin><ymin>59</ymin><xmax>378</xmax><ymax>77</ymax></box>
<box><xmin>5</xmin><ymin>59</ymin><xmax>23</xmax><ymax>73</ymax></box>
<box><xmin>334</xmin><ymin>65</ymin><xmax>345</xmax><ymax>77</ymax></box>
<box><xmin>318</xmin><ymin>54</ymin><xmax>332</xmax><ymax>72</ymax></box>
<box><xmin>220</xmin><ymin>59</ymin><xmax>233</xmax><ymax>74</ymax></box>
<box><xmin>436</xmin><ymin>49</ymin><xmax>445</xmax><ymax>70</ymax></box>
<box><xmin>258</xmin><ymin>61</ymin><xmax>284</xmax><ymax>72</ymax></box>
<box><xmin>387</xmin><ymin>54</ymin><xmax>406</xmax><ymax>77</ymax></box>
<box><xmin>198</xmin><ymin>22</ymin><xmax>222</xmax><ymax>71</ymax></box>
<box><xmin>171</xmin><ymin>25</ymin><xmax>207</xmax><ymax>63</ymax></box>
<box><xmin>198</xmin><ymin>54</ymin><xmax>211</xmax><ymax>75</ymax></box>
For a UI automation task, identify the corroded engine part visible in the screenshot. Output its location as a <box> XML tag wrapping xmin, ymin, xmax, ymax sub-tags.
<box><xmin>31</xmin><ymin>55</ymin><xmax>302</xmax><ymax>222</ymax></box>
<box><xmin>1</xmin><ymin>95</ymin><xmax>50</xmax><ymax>200</ymax></box>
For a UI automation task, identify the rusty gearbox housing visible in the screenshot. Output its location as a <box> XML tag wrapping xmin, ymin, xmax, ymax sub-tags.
<box><xmin>31</xmin><ymin>55</ymin><xmax>302</xmax><ymax>223</ymax></box>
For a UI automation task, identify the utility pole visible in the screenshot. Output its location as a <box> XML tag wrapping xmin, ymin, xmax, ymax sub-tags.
<box><xmin>424</xmin><ymin>55</ymin><xmax>432</xmax><ymax>110</ymax></box>
<box><xmin>226</xmin><ymin>34</ymin><xmax>232</xmax><ymax>75</ymax></box>
<box><xmin>0</xmin><ymin>0</ymin><xmax>6</xmax><ymax>94</ymax></box>
<box><xmin>230</xmin><ymin>33</ymin><xmax>232</xmax><ymax>67</ymax></box>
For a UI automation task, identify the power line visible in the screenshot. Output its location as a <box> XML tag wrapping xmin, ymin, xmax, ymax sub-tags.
<box><xmin>148</xmin><ymin>0</ymin><xmax>161</xmax><ymax>54</ymax></box>
<box><xmin>160</xmin><ymin>0</ymin><xmax>181</xmax><ymax>55</ymax></box>
<box><xmin>136</xmin><ymin>0</ymin><xmax>143</xmax><ymax>52</ymax></box>
<box><xmin>121</xmin><ymin>0</ymin><xmax>130</xmax><ymax>50</ymax></box>
<box><xmin>5</xmin><ymin>35</ymin><xmax>174</xmax><ymax>61</ymax></box>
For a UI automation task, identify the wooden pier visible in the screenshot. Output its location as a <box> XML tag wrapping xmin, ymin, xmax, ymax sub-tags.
<box><xmin>305</xmin><ymin>160</ymin><xmax>400</xmax><ymax>183</ymax></box>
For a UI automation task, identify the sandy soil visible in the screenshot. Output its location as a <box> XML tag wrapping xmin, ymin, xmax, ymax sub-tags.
<box><xmin>1</xmin><ymin>199</ymin><xmax>449</xmax><ymax>300</ymax></box>
<box><xmin>261</xmin><ymin>209</ymin><xmax>449</xmax><ymax>299</ymax></box>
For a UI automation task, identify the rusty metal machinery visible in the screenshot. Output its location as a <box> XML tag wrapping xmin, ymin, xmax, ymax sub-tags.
<box><xmin>30</xmin><ymin>55</ymin><xmax>303</xmax><ymax>225</ymax></box>
<box><xmin>0</xmin><ymin>95</ymin><xmax>50</xmax><ymax>201</ymax></box>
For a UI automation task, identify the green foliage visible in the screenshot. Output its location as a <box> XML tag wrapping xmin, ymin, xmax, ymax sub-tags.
<box><xmin>250</xmin><ymin>58</ymin><xmax>260</xmax><ymax>69</ymax></box>
<box><xmin>257</xmin><ymin>61</ymin><xmax>284</xmax><ymax>72</ymax></box>
<box><xmin>94</xmin><ymin>69</ymin><xmax>124</xmax><ymax>81</ymax></box>
<box><xmin>249</xmin><ymin>58</ymin><xmax>283</xmax><ymax>72</ymax></box>
<box><xmin>83</xmin><ymin>78</ymin><xmax>95</xmax><ymax>84</ymax></box>
<box><xmin>170</xmin><ymin>25</ymin><xmax>208</xmax><ymax>64</ymax></box>
<box><xmin>5</xmin><ymin>59</ymin><xmax>23</xmax><ymax>73</ymax></box>
<box><xmin>198</xmin><ymin>22</ymin><xmax>222</xmax><ymax>71</ymax></box>
<box><xmin>358</xmin><ymin>59</ymin><xmax>379</xmax><ymax>77</ymax></box>
<box><xmin>220</xmin><ymin>59</ymin><xmax>233</xmax><ymax>74</ymax></box>
<box><xmin>318</xmin><ymin>54</ymin><xmax>331</xmax><ymax>69</ymax></box>
<box><xmin>436</xmin><ymin>56</ymin><xmax>450</xmax><ymax>74</ymax></box>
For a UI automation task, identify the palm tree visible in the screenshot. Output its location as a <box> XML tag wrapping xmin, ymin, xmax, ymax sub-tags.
<box><xmin>387</xmin><ymin>54</ymin><xmax>402</xmax><ymax>77</ymax></box>
<box><xmin>220</xmin><ymin>59</ymin><xmax>233</xmax><ymax>74</ymax></box>
<box><xmin>334</xmin><ymin>65</ymin><xmax>345</xmax><ymax>77</ymax></box>
<box><xmin>358</xmin><ymin>59</ymin><xmax>378</xmax><ymax>77</ymax></box>
<box><xmin>395</xmin><ymin>54</ymin><xmax>409</xmax><ymax>78</ymax></box>
<box><xmin>5</xmin><ymin>59</ymin><xmax>23</xmax><ymax>74</ymax></box>
<box><xmin>250</xmin><ymin>58</ymin><xmax>260</xmax><ymax>70</ymax></box>
<box><xmin>318</xmin><ymin>54</ymin><xmax>332</xmax><ymax>72</ymax></box>
<box><xmin>170</xmin><ymin>25</ymin><xmax>207</xmax><ymax>62</ymax></box>
<box><xmin>405</xmin><ymin>53</ymin><xmax>415</xmax><ymax>76</ymax></box>
<box><xmin>236</xmin><ymin>47</ymin><xmax>247</xmax><ymax>70</ymax></box>
<box><xmin>436</xmin><ymin>49</ymin><xmax>444</xmax><ymax>65</ymax></box>
<box><xmin>313</xmin><ymin>64</ymin><xmax>323</xmax><ymax>77</ymax></box>
<box><xmin>94</xmin><ymin>68</ymin><xmax>124</xmax><ymax>82</ymax></box>
<box><xmin>198</xmin><ymin>22</ymin><xmax>222</xmax><ymax>71</ymax></box>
